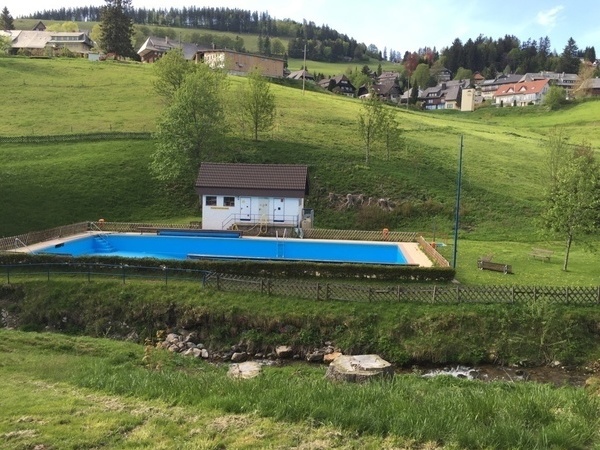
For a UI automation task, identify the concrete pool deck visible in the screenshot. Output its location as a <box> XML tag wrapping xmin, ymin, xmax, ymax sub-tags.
<box><xmin>14</xmin><ymin>232</ymin><xmax>434</xmax><ymax>268</ymax></box>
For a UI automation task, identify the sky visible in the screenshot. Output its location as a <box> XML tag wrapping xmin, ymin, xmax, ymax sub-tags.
<box><xmin>4</xmin><ymin>0</ymin><xmax>600</xmax><ymax>55</ymax></box>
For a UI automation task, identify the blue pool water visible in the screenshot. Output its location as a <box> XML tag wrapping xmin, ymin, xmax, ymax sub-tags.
<box><xmin>36</xmin><ymin>233</ymin><xmax>409</xmax><ymax>265</ymax></box>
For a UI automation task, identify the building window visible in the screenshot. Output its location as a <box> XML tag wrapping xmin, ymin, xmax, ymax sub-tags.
<box><xmin>224</xmin><ymin>196</ymin><xmax>235</xmax><ymax>207</ymax></box>
<box><xmin>205</xmin><ymin>196</ymin><xmax>217</xmax><ymax>206</ymax></box>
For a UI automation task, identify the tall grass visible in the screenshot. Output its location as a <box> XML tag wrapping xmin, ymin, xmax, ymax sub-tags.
<box><xmin>4</xmin><ymin>330</ymin><xmax>597</xmax><ymax>449</ymax></box>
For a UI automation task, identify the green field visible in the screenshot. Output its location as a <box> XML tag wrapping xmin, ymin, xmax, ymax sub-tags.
<box><xmin>2</xmin><ymin>57</ymin><xmax>599</xmax><ymax>285</ymax></box>
<box><xmin>2</xmin><ymin>52</ymin><xmax>600</xmax><ymax>450</ymax></box>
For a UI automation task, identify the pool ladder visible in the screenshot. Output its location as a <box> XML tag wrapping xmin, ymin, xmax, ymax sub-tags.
<box><xmin>14</xmin><ymin>237</ymin><xmax>35</xmax><ymax>254</ymax></box>
<box><xmin>276</xmin><ymin>229</ymin><xmax>286</xmax><ymax>258</ymax></box>
<box><xmin>90</xmin><ymin>222</ymin><xmax>116</xmax><ymax>253</ymax></box>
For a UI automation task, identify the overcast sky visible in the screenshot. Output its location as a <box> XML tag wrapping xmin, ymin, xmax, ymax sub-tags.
<box><xmin>5</xmin><ymin>0</ymin><xmax>599</xmax><ymax>54</ymax></box>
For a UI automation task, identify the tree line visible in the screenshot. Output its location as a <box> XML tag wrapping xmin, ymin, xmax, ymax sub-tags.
<box><xmin>26</xmin><ymin>6</ymin><xmax>378</xmax><ymax>62</ymax></box>
<box><xmin>441</xmin><ymin>35</ymin><xmax>595</xmax><ymax>79</ymax></box>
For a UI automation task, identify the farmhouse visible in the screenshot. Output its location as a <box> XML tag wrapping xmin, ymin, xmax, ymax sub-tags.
<box><xmin>195</xmin><ymin>163</ymin><xmax>309</xmax><ymax>230</ymax></box>
<box><xmin>137</xmin><ymin>36</ymin><xmax>208</xmax><ymax>63</ymax></box>
<box><xmin>195</xmin><ymin>49</ymin><xmax>285</xmax><ymax>77</ymax></box>
<box><xmin>1</xmin><ymin>30</ymin><xmax>94</xmax><ymax>56</ymax></box>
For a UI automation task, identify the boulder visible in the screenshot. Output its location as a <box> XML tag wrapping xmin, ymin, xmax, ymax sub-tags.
<box><xmin>231</xmin><ymin>352</ymin><xmax>248</xmax><ymax>363</ymax></box>
<box><xmin>306</xmin><ymin>351</ymin><xmax>325</xmax><ymax>363</ymax></box>
<box><xmin>325</xmin><ymin>355</ymin><xmax>393</xmax><ymax>383</ymax></box>
<box><xmin>323</xmin><ymin>351</ymin><xmax>342</xmax><ymax>363</ymax></box>
<box><xmin>276</xmin><ymin>345</ymin><xmax>293</xmax><ymax>359</ymax></box>
<box><xmin>228</xmin><ymin>361</ymin><xmax>262</xmax><ymax>380</ymax></box>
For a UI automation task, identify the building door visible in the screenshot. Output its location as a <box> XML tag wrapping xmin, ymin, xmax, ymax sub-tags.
<box><xmin>273</xmin><ymin>198</ymin><xmax>285</xmax><ymax>222</ymax></box>
<box><xmin>240</xmin><ymin>197</ymin><xmax>251</xmax><ymax>221</ymax></box>
<box><xmin>257</xmin><ymin>198</ymin><xmax>269</xmax><ymax>223</ymax></box>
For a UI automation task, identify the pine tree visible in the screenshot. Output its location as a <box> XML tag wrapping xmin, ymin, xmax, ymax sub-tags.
<box><xmin>99</xmin><ymin>0</ymin><xmax>136</xmax><ymax>58</ymax></box>
<box><xmin>1</xmin><ymin>6</ymin><xmax>15</xmax><ymax>30</ymax></box>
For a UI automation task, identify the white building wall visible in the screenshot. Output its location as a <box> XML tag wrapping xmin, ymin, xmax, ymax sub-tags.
<box><xmin>201</xmin><ymin>195</ymin><xmax>304</xmax><ymax>230</ymax></box>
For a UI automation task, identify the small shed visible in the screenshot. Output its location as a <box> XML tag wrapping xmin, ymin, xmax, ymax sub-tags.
<box><xmin>195</xmin><ymin>163</ymin><xmax>309</xmax><ymax>230</ymax></box>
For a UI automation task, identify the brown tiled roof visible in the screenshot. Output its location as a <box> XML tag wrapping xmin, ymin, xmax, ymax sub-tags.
<box><xmin>195</xmin><ymin>163</ymin><xmax>309</xmax><ymax>197</ymax></box>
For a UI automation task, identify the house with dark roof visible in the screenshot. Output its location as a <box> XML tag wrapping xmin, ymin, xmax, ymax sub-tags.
<box><xmin>287</xmin><ymin>69</ymin><xmax>314</xmax><ymax>81</ymax></box>
<box><xmin>318</xmin><ymin>75</ymin><xmax>356</xmax><ymax>97</ymax></box>
<box><xmin>195</xmin><ymin>163</ymin><xmax>309</xmax><ymax>230</ymax></box>
<box><xmin>137</xmin><ymin>36</ymin><xmax>208</xmax><ymax>63</ymax></box>
<box><xmin>420</xmin><ymin>79</ymin><xmax>471</xmax><ymax>110</ymax></box>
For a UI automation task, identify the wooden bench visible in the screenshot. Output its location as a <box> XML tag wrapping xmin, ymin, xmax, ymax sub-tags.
<box><xmin>529</xmin><ymin>248</ymin><xmax>553</xmax><ymax>262</ymax></box>
<box><xmin>477</xmin><ymin>259</ymin><xmax>513</xmax><ymax>274</ymax></box>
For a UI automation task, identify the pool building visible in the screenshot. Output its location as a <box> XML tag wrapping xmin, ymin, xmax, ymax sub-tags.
<box><xmin>195</xmin><ymin>163</ymin><xmax>310</xmax><ymax>231</ymax></box>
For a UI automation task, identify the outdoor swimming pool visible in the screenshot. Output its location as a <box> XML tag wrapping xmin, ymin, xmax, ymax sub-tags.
<box><xmin>34</xmin><ymin>232</ymin><xmax>410</xmax><ymax>265</ymax></box>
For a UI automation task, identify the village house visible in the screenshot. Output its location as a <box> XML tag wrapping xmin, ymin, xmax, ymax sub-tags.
<box><xmin>420</xmin><ymin>79</ymin><xmax>471</xmax><ymax>110</ymax></box>
<box><xmin>287</xmin><ymin>69</ymin><xmax>315</xmax><ymax>81</ymax></box>
<box><xmin>318</xmin><ymin>74</ymin><xmax>356</xmax><ymax>97</ymax></box>
<box><xmin>494</xmin><ymin>79</ymin><xmax>550</xmax><ymax>107</ymax></box>
<box><xmin>195</xmin><ymin>163</ymin><xmax>310</xmax><ymax>231</ymax></box>
<box><xmin>1</xmin><ymin>29</ymin><xmax>94</xmax><ymax>56</ymax></box>
<box><xmin>195</xmin><ymin>49</ymin><xmax>285</xmax><ymax>77</ymax></box>
<box><xmin>480</xmin><ymin>74</ymin><xmax>523</xmax><ymax>101</ymax></box>
<box><xmin>137</xmin><ymin>36</ymin><xmax>208</xmax><ymax>63</ymax></box>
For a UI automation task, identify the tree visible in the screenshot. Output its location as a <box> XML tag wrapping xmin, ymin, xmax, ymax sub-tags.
<box><xmin>150</xmin><ymin>65</ymin><xmax>228</xmax><ymax>187</ymax></box>
<box><xmin>1</xmin><ymin>6</ymin><xmax>14</xmax><ymax>30</ymax></box>
<box><xmin>358</xmin><ymin>91</ymin><xmax>385</xmax><ymax>165</ymax></box>
<box><xmin>540</xmin><ymin>133</ymin><xmax>600</xmax><ymax>271</ymax></box>
<box><xmin>152</xmin><ymin>48</ymin><xmax>196</xmax><ymax>101</ymax></box>
<box><xmin>0</xmin><ymin>35</ymin><xmax>10</xmax><ymax>56</ymax></box>
<box><xmin>238</xmin><ymin>69</ymin><xmax>276</xmax><ymax>141</ymax></box>
<box><xmin>573</xmin><ymin>62</ymin><xmax>597</xmax><ymax>98</ymax></box>
<box><xmin>543</xmin><ymin>86</ymin><xmax>567</xmax><ymax>110</ymax></box>
<box><xmin>557</xmin><ymin>37</ymin><xmax>580</xmax><ymax>74</ymax></box>
<box><xmin>381</xmin><ymin>108</ymin><xmax>402</xmax><ymax>161</ymax></box>
<box><xmin>454</xmin><ymin>67</ymin><xmax>473</xmax><ymax>81</ymax></box>
<box><xmin>99</xmin><ymin>0</ymin><xmax>136</xmax><ymax>58</ymax></box>
<box><xmin>412</xmin><ymin>63</ymin><xmax>431</xmax><ymax>89</ymax></box>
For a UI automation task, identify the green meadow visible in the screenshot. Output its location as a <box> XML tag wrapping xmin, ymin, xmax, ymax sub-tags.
<box><xmin>2</xmin><ymin>57</ymin><xmax>599</xmax><ymax>285</ymax></box>
<box><xmin>2</xmin><ymin>50</ymin><xmax>600</xmax><ymax>450</ymax></box>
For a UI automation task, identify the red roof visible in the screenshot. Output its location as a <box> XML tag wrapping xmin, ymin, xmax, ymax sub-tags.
<box><xmin>494</xmin><ymin>79</ymin><xmax>549</xmax><ymax>97</ymax></box>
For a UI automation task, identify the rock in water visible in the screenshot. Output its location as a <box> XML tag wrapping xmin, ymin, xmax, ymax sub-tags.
<box><xmin>325</xmin><ymin>355</ymin><xmax>393</xmax><ymax>383</ymax></box>
<box><xmin>228</xmin><ymin>361</ymin><xmax>262</xmax><ymax>380</ymax></box>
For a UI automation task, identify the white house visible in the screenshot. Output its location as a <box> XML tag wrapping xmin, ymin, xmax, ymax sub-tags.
<box><xmin>195</xmin><ymin>163</ymin><xmax>309</xmax><ymax>230</ymax></box>
<box><xmin>494</xmin><ymin>79</ymin><xmax>550</xmax><ymax>107</ymax></box>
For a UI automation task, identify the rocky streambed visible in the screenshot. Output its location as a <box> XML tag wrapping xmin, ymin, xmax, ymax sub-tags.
<box><xmin>153</xmin><ymin>329</ymin><xmax>595</xmax><ymax>386</ymax></box>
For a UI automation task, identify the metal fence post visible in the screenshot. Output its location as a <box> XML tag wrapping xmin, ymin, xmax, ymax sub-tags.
<box><xmin>216</xmin><ymin>273</ymin><xmax>220</xmax><ymax>290</ymax></box>
<box><xmin>316</xmin><ymin>282</ymin><xmax>320</xmax><ymax>301</ymax></box>
<box><xmin>122</xmin><ymin>265</ymin><xmax>126</xmax><ymax>284</ymax></box>
<box><xmin>6</xmin><ymin>266</ymin><xmax>9</xmax><ymax>284</ymax></box>
<box><xmin>87</xmin><ymin>265</ymin><xmax>91</xmax><ymax>282</ymax></box>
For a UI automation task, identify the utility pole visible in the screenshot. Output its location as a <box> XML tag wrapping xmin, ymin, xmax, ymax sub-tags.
<box><xmin>452</xmin><ymin>135</ymin><xmax>464</xmax><ymax>269</ymax></box>
<box><xmin>302</xmin><ymin>43</ymin><xmax>307</xmax><ymax>94</ymax></box>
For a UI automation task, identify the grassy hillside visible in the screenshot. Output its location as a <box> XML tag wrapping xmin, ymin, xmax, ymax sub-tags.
<box><xmin>1</xmin><ymin>57</ymin><xmax>600</xmax><ymax>284</ymax></box>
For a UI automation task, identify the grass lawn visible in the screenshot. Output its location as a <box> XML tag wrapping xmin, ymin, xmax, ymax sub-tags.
<box><xmin>1</xmin><ymin>57</ymin><xmax>600</xmax><ymax>285</ymax></box>
<box><xmin>1</xmin><ymin>328</ymin><xmax>599</xmax><ymax>449</ymax></box>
